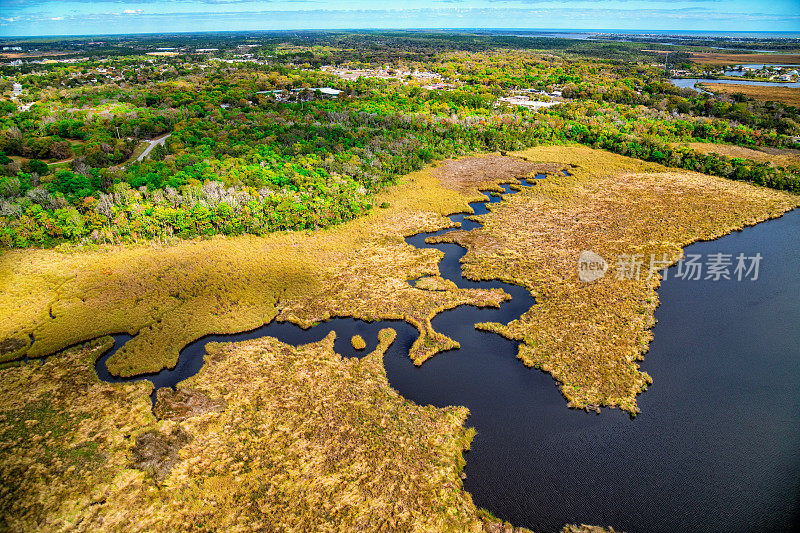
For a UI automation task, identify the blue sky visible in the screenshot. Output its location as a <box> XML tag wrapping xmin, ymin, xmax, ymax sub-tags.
<box><xmin>1</xmin><ymin>0</ymin><xmax>798</xmax><ymax>37</ymax></box>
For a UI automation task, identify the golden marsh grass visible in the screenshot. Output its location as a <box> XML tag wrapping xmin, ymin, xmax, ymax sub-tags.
<box><xmin>678</xmin><ymin>142</ymin><xmax>800</xmax><ymax>167</ymax></box>
<box><xmin>435</xmin><ymin>146</ymin><xmax>798</xmax><ymax>414</ymax></box>
<box><xmin>0</xmin><ymin>336</ymin><xmax>537</xmax><ymax>531</ymax></box>
<box><xmin>2</xmin><ymin>146</ymin><xmax>796</xmax><ymax>413</ymax></box>
<box><xmin>702</xmin><ymin>82</ymin><xmax>800</xmax><ymax>106</ymax></box>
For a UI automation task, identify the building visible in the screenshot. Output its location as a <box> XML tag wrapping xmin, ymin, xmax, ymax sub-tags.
<box><xmin>256</xmin><ymin>88</ymin><xmax>341</xmax><ymax>102</ymax></box>
<box><xmin>12</xmin><ymin>83</ymin><xmax>22</xmax><ymax>97</ymax></box>
<box><xmin>423</xmin><ymin>83</ymin><xmax>453</xmax><ymax>90</ymax></box>
<box><xmin>498</xmin><ymin>95</ymin><xmax>561</xmax><ymax>109</ymax></box>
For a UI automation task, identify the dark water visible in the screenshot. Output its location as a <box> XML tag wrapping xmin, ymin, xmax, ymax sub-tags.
<box><xmin>93</xmin><ymin>180</ymin><xmax>800</xmax><ymax>532</ymax></box>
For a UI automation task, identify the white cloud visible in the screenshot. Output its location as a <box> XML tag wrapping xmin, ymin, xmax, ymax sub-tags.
<box><xmin>122</xmin><ymin>9</ymin><xmax>143</xmax><ymax>14</ymax></box>
<box><xmin>50</xmin><ymin>16</ymin><xmax>64</xmax><ymax>20</ymax></box>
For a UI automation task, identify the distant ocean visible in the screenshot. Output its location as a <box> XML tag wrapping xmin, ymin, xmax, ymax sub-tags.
<box><xmin>5</xmin><ymin>28</ymin><xmax>799</xmax><ymax>40</ymax></box>
<box><xmin>466</xmin><ymin>29</ymin><xmax>800</xmax><ymax>39</ymax></box>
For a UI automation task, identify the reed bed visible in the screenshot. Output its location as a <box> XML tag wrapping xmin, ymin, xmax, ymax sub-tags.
<box><xmin>0</xmin><ymin>162</ymin><xmax>497</xmax><ymax>373</ymax></box>
<box><xmin>702</xmin><ymin>83</ymin><xmax>800</xmax><ymax>106</ymax></box>
<box><xmin>679</xmin><ymin>142</ymin><xmax>800</xmax><ymax>167</ymax></box>
<box><xmin>436</xmin><ymin>146</ymin><xmax>798</xmax><ymax>414</ymax></box>
<box><xmin>0</xmin><ymin>335</ymin><xmax>538</xmax><ymax>532</ymax></box>
<box><xmin>351</xmin><ymin>334</ymin><xmax>366</xmax><ymax>350</ymax></box>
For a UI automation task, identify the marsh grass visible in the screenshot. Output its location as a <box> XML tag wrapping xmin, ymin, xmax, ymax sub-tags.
<box><xmin>414</xmin><ymin>276</ymin><xmax>458</xmax><ymax>291</ymax></box>
<box><xmin>0</xmin><ymin>162</ymin><xmax>495</xmax><ymax>374</ymax></box>
<box><xmin>438</xmin><ymin>146</ymin><xmax>799</xmax><ymax>414</ymax></box>
<box><xmin>702</xmin><ymin>83</ymin><xmax>800</xmax><ymax>106</ymax></box>
<box><xmin>351</xmin><ymin>334</ymin><xmax>366</xmax><ymax>350</ymax></box>
<box><xmin>678</xmin><ymin>142</ymin><xmax>800</xmax><ymax>167</ymax></box>
<box><xmin>0</xmin><ymin>339</ymin><xmax>157</xmax><ymax>531</ymax></box>
<box><xmin>0</xmin><ymin>333</ymin><xmax>531</xmax><ymax>531</ymax></box>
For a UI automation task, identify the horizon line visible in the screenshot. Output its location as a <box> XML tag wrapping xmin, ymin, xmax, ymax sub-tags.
<box><xmin>3</xmin><ymin>28</ymin><xmax>800</xmax><ymax>41</ymax></box>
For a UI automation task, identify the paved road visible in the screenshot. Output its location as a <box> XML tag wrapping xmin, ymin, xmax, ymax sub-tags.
<box><xmin>137</xmin><ymin>133</ymin><xmax>172</xmax><ymax>162</ymax></box>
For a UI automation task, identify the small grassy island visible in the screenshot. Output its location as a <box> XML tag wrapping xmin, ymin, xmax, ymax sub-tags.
<box><xmin>351</xmin><ymin>334</ymin><xmax>367</xmax><ymax>350</ymax></box>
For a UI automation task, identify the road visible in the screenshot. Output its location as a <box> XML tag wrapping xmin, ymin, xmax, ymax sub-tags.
<box><xmin>137</xmin><ymin>133</ymin><xmax>172</xmax><ymax>162</ymax></box>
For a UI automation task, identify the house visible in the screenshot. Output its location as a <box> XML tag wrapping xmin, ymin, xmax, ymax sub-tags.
<box><xmin>423</xmin><ymin>83</ymin><xmax>453</xmax><ymax>90</ymax></box>
<box><xmin>498</xmin><ymin>95</ymin><xmax>561</xmax><ymax>109</ymax></box>
<box><xmin>12</xmin><ymin>83</ymin><xmax>22</xmax><ymax>97</ymax></box>
<box><xmin>256</xmin><ymin>88</ymin><xmax>340</xmax><ymax>102</ymax></box>
<box><xmin>316</xmin><ymin>87</ymin><xmax>342</xmax><ymax>97</ymax></box>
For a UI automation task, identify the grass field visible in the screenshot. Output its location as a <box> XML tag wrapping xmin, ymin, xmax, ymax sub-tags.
<box><xmin>0</xmin><ymin>335</ymin><xmax>517</xmax><ymax>531</ymax></box>
<box><xmin>689</xmin><ymin>52</ymin><xmax>800</xmax><ymax>65</ymax></box>
<box><xmin>701</xmin><ymin>82</ymin><xmax>800</xmax><ymax>106</ymax></box>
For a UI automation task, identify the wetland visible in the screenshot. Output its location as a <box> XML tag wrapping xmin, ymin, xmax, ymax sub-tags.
<box><xmin>86</xmin><ymin>158</ymin><xmax>800</xmax><ymax>531</ymax></box>
<box><xmin>2</xmin><ymin>147</ymin><xmax>798</xmax><ymax>531</ymax></box>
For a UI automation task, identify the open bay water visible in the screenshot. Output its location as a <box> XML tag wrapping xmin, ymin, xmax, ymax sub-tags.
<box><xmin>403</xmin><ymin>207</ymin><xmax>800</xmax><ymax>533</ymax></box>
<box><xmin>94</xmin><ymin>181</ymin><xmax>800</xmax><ymax>532</ymax></box>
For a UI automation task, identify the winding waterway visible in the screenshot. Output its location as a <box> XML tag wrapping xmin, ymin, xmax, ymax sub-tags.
<box><xmin>93</xmin><ymin>177</ymin><xmax>800</xmax><ymax>532</ymax></box>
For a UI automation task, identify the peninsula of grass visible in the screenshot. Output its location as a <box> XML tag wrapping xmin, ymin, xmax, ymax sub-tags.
<box><xmin>701</xmin><ymin>82</ymin><xmax>800</xmax><ymax>106</ymax></box>
<box><xmin>433</xmin><ymin>146</ymin><xmax>798</xmax><ymax>414</ymax></box>
<box><xmin>0</xmin><ymin>334</ymin><xmax>543</xmax><ymax>532</ymax></box>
